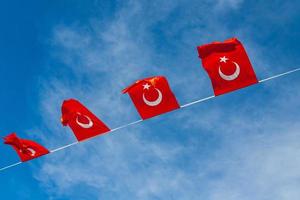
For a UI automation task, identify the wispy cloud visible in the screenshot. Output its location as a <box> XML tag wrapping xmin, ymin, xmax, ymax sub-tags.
<box><xmin>32</xmin><ymin>0</ymin><xmax>300</xmax><ymax>199</ymax></box>
<box><xmin>215</xmin><ymin>0</ymin><xmax>244</xmax><ymax>10</ymax></box>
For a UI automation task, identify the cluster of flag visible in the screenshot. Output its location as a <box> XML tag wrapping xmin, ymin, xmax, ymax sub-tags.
<box><xmin>3</xmin><ymin>37</ymin><xmax>259</xmax><ymax>162</ymax></box>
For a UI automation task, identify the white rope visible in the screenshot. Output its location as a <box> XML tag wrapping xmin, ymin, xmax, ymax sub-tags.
<box><xmin>180</xmin><ymin>95</ymin><xmax>215</xmax><ymax>108</ymax></box>
<box><xmin>0</xmin><ymin>162</ymin><xmax>22</xmax><ymax>171</ymax></box>
<box><xmin>110</xmin><ymin>119</ymin><xmax>143</xmax><ymax>132</ymax></box>
<box><xmin>50</xmin><ymin>141</ymin><xmax>79</xmax><ymax>153</ymax></box>
<box><xmin>259</xmin><ymin>68</ymin><xmax>300</xmax><ymax>83</ymax></box>
<box><xmin>1</xmin><ymin>67</ymin><xmax>299</xmax><ymax>172</ymax></box>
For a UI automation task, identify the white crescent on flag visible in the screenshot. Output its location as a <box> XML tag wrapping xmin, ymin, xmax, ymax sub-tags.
<box><xmin>218</xmin><ymin>56</ymin><xmax>240</xmax><ymax>81</ymax></box>
<box><xmin>20</xmin><ymin>148</ymin><xmax>36</xmax><ymax>156</ymax></box>
<box><xmin>27</xmin><ymin>148</ymin><xmax>36</xmax><ymax>156</ymax></box>
<box><xmin>142</xmin><ymin>88</ymin><xmax>163</xmax><ymax>106</ymax></box>
<box><xmin>76</xmin><ymin>113</ymin><xmax>94</xmax><ymax>128</ymax></box>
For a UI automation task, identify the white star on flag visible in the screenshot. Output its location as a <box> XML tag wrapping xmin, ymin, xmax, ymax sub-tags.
<box><xmin>143</xmin><ymin>83</ymin><xmax>151</xmax><ymax>90</ymax></box>
<box><xmin>220</xmin><ymin>56</ymin><xmax>229</xmax><ymax>63</ymax></box>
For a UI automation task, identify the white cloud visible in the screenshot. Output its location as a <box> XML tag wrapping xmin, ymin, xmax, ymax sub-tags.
<box><xmin>215</xmin><ymin>0</ymin><xmax>244</xmax><ymax>10</ymax></box>
<box><xmin>32</xmin><ymin>0</ymin><xmax>300</xmax><ymax>199</ymax></box>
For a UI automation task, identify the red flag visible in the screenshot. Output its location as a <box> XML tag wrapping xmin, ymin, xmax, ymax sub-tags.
<box><xmin>123</xmin><ymin>76</ymin><xmax>180</xmax><ymax>119</ymax></box>
<box><xmin>61</xmin><ymin>99</ymin><xmax>110</xmax><ymax>141</ymax></box>
<box><xmin>3</xmin><ymin>133</ymin><xmax>49</xmax><ymax>162</ymax></box>
<box><xmin>197</xmin><ymin>38</ymin><xmax>258</xmax><ymax>96</ymax></box>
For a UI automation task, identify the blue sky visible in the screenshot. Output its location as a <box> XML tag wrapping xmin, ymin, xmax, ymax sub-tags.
<box><xmin>0</xmin><ymin>0</ymin><xmax>300</xmax><ymax>199</ymax></box>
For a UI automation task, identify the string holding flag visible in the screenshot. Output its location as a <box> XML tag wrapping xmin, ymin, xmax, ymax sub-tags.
<box><xmin>1</xmin><ymin>37</ymin><xmax>300</xmax><ymax>172</ymax></box>
<box><xmin>1</xmin><ymin>67</ymin><xmax>299</xmax><ymax>172</ymax></box>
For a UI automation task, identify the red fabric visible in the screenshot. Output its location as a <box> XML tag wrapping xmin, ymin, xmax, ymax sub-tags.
<box><xmin>61</xmin><ymin>99</ymin><xmax>110</xmax><ymax>141</ymax></box>
<box><xmin>3</xmin><ymin>133</ymin><xmax>49</xmax><ymax>162</ymax></box>
<box><xmin>197</xmin><ymin>38</ymin><xmax>258</xmax><ymax>96</ymax></box>
<box><xmin>123</xmin><ymin>76</ymin><xmax>180</xmax><ymax>119</ymax></box>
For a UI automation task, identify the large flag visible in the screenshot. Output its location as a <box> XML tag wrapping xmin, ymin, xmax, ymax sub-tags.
<box><xmin>3</xmin><ymin>133</ymin><xmax>49</xmax><ymax>162</ymax></box>
<box><xmin>123</xmin><ymin>76</ymin><xmax>180</xmax><ymax>119</ymax></box>
<box><xmin>197</xmin><ymin>38</ymin><xmax>258</xmax><ymax>96</ymax></box>
<box><xmin>61</xmin><ymin>99</ymin><xmax>110</xmax><ymax>141</ymax></box>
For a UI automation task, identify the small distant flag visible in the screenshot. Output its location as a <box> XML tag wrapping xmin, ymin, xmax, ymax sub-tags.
<box><xmin>197</xmin><ymin>38</ymin><xmax>258</xmax><ymax>96</ymax></box>
<box><xmin>61</xmin><ymin>99</ymin><xmax>110</xmax><ymax>141</ymax></box>
<box><xmin>3</xmin><ymin>133</ymin><xmax>49</xmax><ymax>162</ymax></box>
<box><xmin>123</xmin><ymin>76</ymin><xmax>180</xmax><ymax>119</ymax></box>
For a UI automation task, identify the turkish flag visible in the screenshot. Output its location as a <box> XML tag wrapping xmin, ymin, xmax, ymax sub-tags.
<box><xmin>197</xmin><ymin>38</ymin><xmax>258</xmax><ymax>96</ymax></box>
<box><xmin>123</xmin><ymin>76</ymin><xmax>180</xmax><ymax>119</ymax></box>
<box><xmin>3</xmin><ymin>133</ymin><xmax>49</xmax><ymax>162</ymax></box>
<box><xmin>61</xmin><ymin>99</ymin><xmax>110</xmax><ymax>141</ymax></box>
